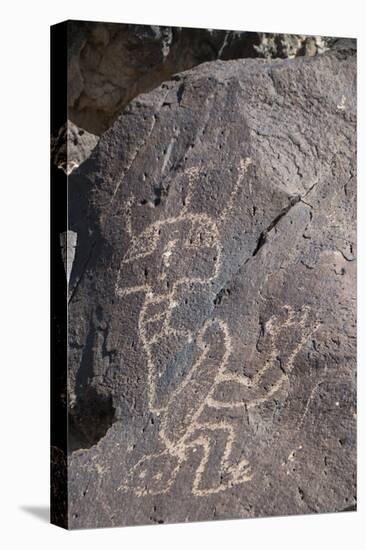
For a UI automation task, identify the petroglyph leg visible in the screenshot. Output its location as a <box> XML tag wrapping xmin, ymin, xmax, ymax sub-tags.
<box><xmin>185</xmin><ymin>422</ymin><xmax>252</xmax><ymax>496</ymax></box>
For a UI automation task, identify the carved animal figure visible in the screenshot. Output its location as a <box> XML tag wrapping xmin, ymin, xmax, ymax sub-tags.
<box><xmin>116</xmin><ymin>161</ymin><xmax>316</xmax><ymax>496</ymax></box>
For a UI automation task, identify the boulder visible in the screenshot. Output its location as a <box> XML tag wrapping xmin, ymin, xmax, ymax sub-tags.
<box><xmin>67</xmin><ymin>43</ymin><xmax>356</xmax><ymax>528</ymax></box>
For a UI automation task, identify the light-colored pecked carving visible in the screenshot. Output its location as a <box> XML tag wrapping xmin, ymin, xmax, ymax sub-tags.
<box><xmin>115</xmin><ymin>160</ymin><xmax>317</xmax><ymax>496</ymax></box>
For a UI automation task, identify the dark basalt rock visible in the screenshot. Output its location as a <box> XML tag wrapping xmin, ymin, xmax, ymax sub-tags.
<box><xmin>67</xmin><ymin>43</ymin><xmax>356</xmax><ymax>528</ymax></box>
<box><xmin>67</xmin><ymin>21</ymin><xmax>336</xmax><ymax>134</ymax></box>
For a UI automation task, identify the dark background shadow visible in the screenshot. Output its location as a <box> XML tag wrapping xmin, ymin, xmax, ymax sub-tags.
<box><xmin>20</xmin><ymin>506</ymin><xmax>49</xmax><ymax>523</ymax></box>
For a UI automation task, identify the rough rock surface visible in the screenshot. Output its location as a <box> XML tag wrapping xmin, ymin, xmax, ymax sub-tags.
<box><xmin>67</xmin><ymin>21</ymin><xmax>335</xmax><ymax>134</ymax></box>
<box><xmin>51</xmin><ymin>120</ymin><xmax>98</xmax><ymax>175</ymax></box>
<box><xmin>67</xmin><ymin>43</ymin><xmax>356</xmax><ymax>528</ymax></box>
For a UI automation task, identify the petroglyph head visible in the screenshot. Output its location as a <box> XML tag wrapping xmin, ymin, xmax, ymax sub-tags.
<box><xmin>117</xmin><ymin>212</ymin><xmax>221</xmax><ymax>294</ymax></box>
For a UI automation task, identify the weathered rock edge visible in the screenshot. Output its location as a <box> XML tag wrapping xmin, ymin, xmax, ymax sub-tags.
<box><xmin>67</xmin><ymin>21</ymin><xmax>338</xmax><ymax>134</ymax></box>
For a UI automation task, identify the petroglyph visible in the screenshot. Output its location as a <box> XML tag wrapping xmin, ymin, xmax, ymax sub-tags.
<box><xmin>208</xmin><ymin>306</ymin><xmax>319</xmax><ymax>411</ymax></box>
<box><xmin>65</xmin><ymin>44</ymin><xmax>357</xmax><ymax>528</ymax></box>
<box><xmin>115</xmin><ymin>160</ymin><xmax>318</xmax><ymax>497</ymax></box>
